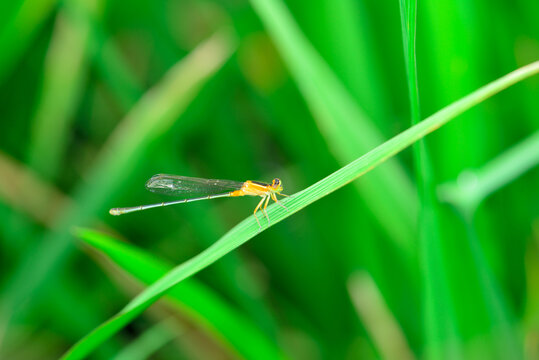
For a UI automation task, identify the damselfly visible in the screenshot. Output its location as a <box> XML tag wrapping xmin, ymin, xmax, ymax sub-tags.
<box><xmin>109</xmin><ymin>174</ymin><xmax>289</xmax><ymax>228</ymax></box>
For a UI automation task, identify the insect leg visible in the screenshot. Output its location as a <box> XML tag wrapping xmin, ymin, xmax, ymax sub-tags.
<box><xmin>262</xmin><ymin>195</ymin><xmax>271</xmax><ymax>225</ymax></box>
<box><xmin>271</xmin><ymin>192</ymin><xmax>288</xmax><ymax>211</ymax></box>
<box><xmin>253</xmin><ymin>196</ymin><xmax>266</xmax><ymax>230</ymax></box>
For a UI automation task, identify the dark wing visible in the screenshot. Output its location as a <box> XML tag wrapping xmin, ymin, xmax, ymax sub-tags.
<box><xmin>145</xmin><ymin>174</ymin><xmax>244</xmax><ymax>198</ymax></box>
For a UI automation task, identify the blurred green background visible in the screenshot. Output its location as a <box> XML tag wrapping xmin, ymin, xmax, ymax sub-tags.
<box><xmin>0</xmin><ymin>0</ymin><xmax>538</xmax><ymax>359</ymax></box>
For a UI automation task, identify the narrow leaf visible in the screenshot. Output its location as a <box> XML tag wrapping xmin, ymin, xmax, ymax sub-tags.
<box><xmin>62</xmin><ymin>61</ymin><xmax>539</xmax><ymax>360</ymax></box>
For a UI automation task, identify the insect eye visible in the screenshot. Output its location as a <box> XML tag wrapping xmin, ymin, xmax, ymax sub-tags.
<box><xmin>273</xmin><ymin>178</ymin><xmax>281</xmax><ymax>186</ymax></box>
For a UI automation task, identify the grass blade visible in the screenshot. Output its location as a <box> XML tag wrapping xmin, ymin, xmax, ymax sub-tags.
<box><xmin>399</xmin><ymin>1</ymin><xmax>461</xmax><ymax>356</ymax></box>
<box><xmin>0</xmin><ymin>0</ymin><xmax>58</xmax><ymax>84</ymax></box>
<box><xmin>438</xmin><ymin>130</ymin><xmax>539</xmax><ymax>216</ymax></box>
<box><xmin>62</xmin><ymin>61</ymin><xmax>539</xmax><ymax>360</ymax></box>
<box><xmin>112</xmin><ymin>318</ymin><xmax>180</xmax><ymax>360</ymax></box>
<box><xmin>79</xmin><ymin>228</ymin><xmax>285</xmax><ymax>360</ymax></box>
<box><xmin>27</xmin><ymin>0</ymin><xmax>102</xmax><ymax>180</ymax></box>
<box><xmin>348</xmin><ymin>271</ymin><xmax>414</xmax><ymax>360</ymax></box>
<box><xmin>399</xmin><ymin>0</ymin><xmax>420</xmax><ymax>125</ymax></box>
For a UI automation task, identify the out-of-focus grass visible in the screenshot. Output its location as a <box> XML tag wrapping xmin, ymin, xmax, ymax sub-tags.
<box><xmin>348</xmin><ymin>271</ymin><xmax>414</xmax><ymax>360</ymax></box>
<box><xmin>78</xmin><ymin>228</ymin><xmax>285</xmax><ymax>360</ymax></box>
<box><xmin>28</xmin><ymin>0</ymin><xmax>103</xmax><ymax>181</ymax></box>
<box><xmin>438</xmin><ymin>131</ymin><xmax>539</xmax><ymax>217</ymax></box>
<box><xmin>0</xmin><ymin>27</ymin><xmax>236</xmax><ymax>351</ymax></box>
<box><xmin>111</xmin><ymin>318</ymin><xmax>180</xmax><ymax>360</ymax></box>
<box><xmin>0</xmin><ymin>0</ymin><xmax>538</xmax><ymax>358</ymax></box>
<box><xmin>399</xmin><ymin>0</ymin><xmax>461</xmax><ymax>357</ymax></box>
<box><xmin>0</xmin><ymin>0</ymin><xmax>59</xmax><ymax>84</ymax></box>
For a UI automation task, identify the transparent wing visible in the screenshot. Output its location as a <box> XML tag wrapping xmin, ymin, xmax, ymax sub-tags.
<box><xmin>145</xmin><ymin>174</ymin><xmax>244</xmax><ymax>198</ymax></box>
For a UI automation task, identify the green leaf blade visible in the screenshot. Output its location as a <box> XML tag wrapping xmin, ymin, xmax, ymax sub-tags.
<box><xmin>62</xmin><ymin>61</ymin><xmax>539</xmax><ymax>359</ymax></box>
<box><xmin>76</xmin><ymin>228</ymin><xmax>285</xmax><ymax>360</ymax></box>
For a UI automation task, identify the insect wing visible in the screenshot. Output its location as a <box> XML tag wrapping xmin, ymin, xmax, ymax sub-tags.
<box><xmin>145</xmin><ymin>174</ymin><xmax>244</xmax><ymax>198</ymax></box>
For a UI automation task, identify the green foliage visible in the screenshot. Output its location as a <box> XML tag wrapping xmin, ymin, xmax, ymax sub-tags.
<box><xmin>65</xmin><ymin>60</ymin><xmax>538</xmax><ymax>359</ymax></box>
<box><xmin>76</xmin><ymin>228</ymin><xmax>285</xmax><ymax>360</ymax></box>
<box><xmin>0</xmin><ymin>0</ymin><xmax>537</xmax><ymax>359</ymax></box>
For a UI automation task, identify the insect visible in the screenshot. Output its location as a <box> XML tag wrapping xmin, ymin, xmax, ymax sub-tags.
<box><xmin>109</xmin><ymin>174</ymin><xmax>289</xmax><ymax>229</ymax></box>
